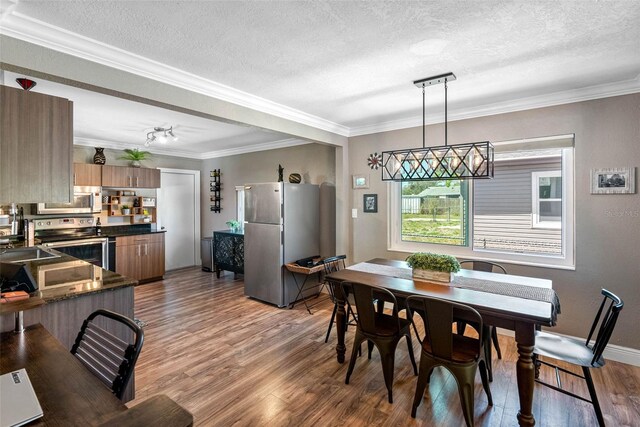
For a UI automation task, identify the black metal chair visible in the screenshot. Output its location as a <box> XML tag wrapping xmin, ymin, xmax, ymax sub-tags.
<box><xmin>71</xmin><ymin>309</ymin><xmax>144</xmax><ymax>401</ymax></box>
<box><xmin>321</xmin><ymin>255</ymin><xmax>358</xmax><ymax>343</ymax></box>
<box><xmin>458</xmin><ymin>260</ymin><xmax>507</xmax><ymax>364</ymax></box>
<box><xmin>533</xmin><ymin>289</ymin><xmax>623</xmax><ymax>427</ymax></box>
<box><xmin>406</xmin><ymin>295</ymin><xmax>493</xmax><ymax>427</ymax></box>
<box><xmin>342</xmin><ymin>281</ymin><xmax>418</xmax><ymax>404</ymax></box>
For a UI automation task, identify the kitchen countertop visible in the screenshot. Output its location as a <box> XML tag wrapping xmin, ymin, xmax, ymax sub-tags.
<box><xmin>2</xmin><ymin>250</ymin><xmax>136</xmax><ymax>304</ymax></box>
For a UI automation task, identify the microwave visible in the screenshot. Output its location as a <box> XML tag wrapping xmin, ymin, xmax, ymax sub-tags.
<box><xmin>36</xmin><ymin>186</ymin><xmax>102</xmax><ymax>214</ymax></box>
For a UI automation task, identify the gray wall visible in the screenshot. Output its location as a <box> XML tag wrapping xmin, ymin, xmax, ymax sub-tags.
<box><xmin>201</xmin><ymin>143</ymin><xmax>337</xmax><ymax>256</ymax></box>
<box><xmin>348</xmin><ymin>93</ymin><xmax>640</xmax><ymax>349</ymax></box>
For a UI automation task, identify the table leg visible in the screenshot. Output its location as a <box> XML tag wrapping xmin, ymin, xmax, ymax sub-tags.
<box><xmin>333</xmin><ymin>281</ymin><xmax>346</xmax><ymax>363</ymax></box>
<box><xmin>515</xmin><ymin>323</ymin><xmax>536</xmax><ymax>427</ymax></box>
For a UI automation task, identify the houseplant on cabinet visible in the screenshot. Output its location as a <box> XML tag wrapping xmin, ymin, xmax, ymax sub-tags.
<box><xmin>118</xmin><ymin>148</ymin><xmax>152</xmax><ymax>167</ymax></box>
<box><xmin>405</xmin><ymin>252</ymin><xmax>460</xmax><ymax>283</ymax></box>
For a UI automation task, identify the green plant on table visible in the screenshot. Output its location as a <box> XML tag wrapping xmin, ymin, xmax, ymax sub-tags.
<box><xmin>405</xmin><ymin>252</ymin><xmax>461</xmax><ymax>273</ymax></box>
<box><xmin>226</xmin><ymin>220</ymin><xmax>240</xmax><ymax>230</ymax></box>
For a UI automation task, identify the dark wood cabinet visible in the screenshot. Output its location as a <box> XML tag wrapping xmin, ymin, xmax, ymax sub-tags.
<box><xmin>116</xmin><ymin>233</ymin><xmax>165</xmax><ymax>282</ymax></box>
<box><xmin>213</xmin><ymin>230</ymin><xmax>244</xmax><ymax>278</ymax></box>
<box><xmin>0</xmin><ymin>85</ymin><xmax>73</xmax><ymax>203</ymax></box>
<box><xmin>74</xmin><ymin>163</ymin><xmax>102</xmax><ymax>186</ymax></box>
<box><xmin>102</xmin><ymin>165</ymin><xmax>161</xmax><ymax>188</ymax></box>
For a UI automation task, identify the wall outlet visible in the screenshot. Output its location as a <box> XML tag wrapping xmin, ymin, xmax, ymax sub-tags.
<box><xmin>351</xmin><ymin>208</ymin><xmax>358</xmax><ymax>218</ymax></box>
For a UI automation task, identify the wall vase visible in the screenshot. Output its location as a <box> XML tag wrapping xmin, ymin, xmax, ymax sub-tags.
<box><xmin>93</xmin><ymin>147</ymin><xmax>106</xmax><ymax>165</ymax></box>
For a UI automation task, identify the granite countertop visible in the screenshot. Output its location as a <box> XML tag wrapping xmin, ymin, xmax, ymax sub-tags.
<box><xmin>3</xmin><ymin>250</ymin><xmax>136</xmax><ymax>304</ymax></box>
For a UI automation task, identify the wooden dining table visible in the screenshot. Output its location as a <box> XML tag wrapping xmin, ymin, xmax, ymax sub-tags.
<box><xmin>326</xmin><ymin>258</ymin><xmax>558</xmax><ymax>427</ymax></box>
<box><xmin>0</xmin><ymin>324</ymin><xmax>193</xmax><ymax>426</ymax></box>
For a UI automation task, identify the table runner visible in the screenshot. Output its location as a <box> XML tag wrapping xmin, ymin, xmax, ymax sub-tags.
<box><xmin>348</xmin><ymin>262</ymin><xmax>560</xmax><ymax>323</ymax></box>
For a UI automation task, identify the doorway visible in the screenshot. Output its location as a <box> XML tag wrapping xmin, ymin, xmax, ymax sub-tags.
<box><xmin>157</xmin><ymin>168</ymin><xmax>201</xmax><ymax>271</ymax></box>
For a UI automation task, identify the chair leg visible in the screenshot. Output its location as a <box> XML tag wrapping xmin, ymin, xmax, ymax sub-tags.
<box><xmin>449</xmin><ymin>364</ymin><xmax>478</xmax><ymax>427</ymax></box>
<box><xmin>533</xmin><ymin>354</ymin><xmax>540</xmax><ymax>379</ymax></box>
<box><xmin>491</xmin><ymin>326</ymin><xmax>502</xmax><ymax>359</ymax></box>
<box><xmin>345</xmin><ymin>332</ymin><xmax>365</xmax><ymax>385</ymax></box>
<box><xmin>583</xmin><ymin>367</ymin><xmax>605</xmax><ymax>427</ymax></box>
<box><xmin>378</xmin><ymin>340</ymin><xmax>399</xmax><ymax>404</ymax></box>
<box><xmin>324</xmin><ymin>303</ymin><xmax>337</xmax><ymax>343</ymax></box>
<box><xmin>478</xmin><ymin>359</ymin><xmax>493</xmax><ymax>406</ymax></box>
<box><xmin>368</xmin><ymin>340</ymin><xmax>374</xmax><ymax>359</ymax></box>
<box><xmin>405</xmin><ymin>333</ymin><xmax>418</xmax><ymax>375</ymax></box>
<box><xmin>483</xmin><ymin>325</ymin><xmax>493</xmax><ymax>382</ymax></box>
<box><xmin>411</xmin><ymin>354</ymin><xmax>434</xmax><ymax>418</ymax></box>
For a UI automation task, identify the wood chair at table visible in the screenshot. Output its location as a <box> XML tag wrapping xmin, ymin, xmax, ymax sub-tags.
<box><xmin>458</xmin><ymin>260</ymin><xmax>507</xmax><ymax>371</ymax></box>
<box><xmin>533</xmin><ymin>289</ymin><xmax>623</xmax><ymax>427</ymax></box>
<box><xmin>342</xmin><ymin>281</ymin><xmax>418</xmax><ymax>404</ymax></box>
<box><xmin>71</xmin><ymin>308</ymin><xmax>144</xmax><ymax>401</ymax></box>
<box><xmin>406</xmin><ymin>295</ymin><xmax>493</xmax><ymax>427</ymax></box>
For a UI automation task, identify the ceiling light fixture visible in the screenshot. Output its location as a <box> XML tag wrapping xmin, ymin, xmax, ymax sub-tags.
<box><xmin>145</xmin><ymin>126</ymin><xmax>178</xmax><ymax>147</ymax></box>
<box><xmin>381</xmin><ymin>72</ymin><xmax>494</xmax><ymax>181</ymax></box>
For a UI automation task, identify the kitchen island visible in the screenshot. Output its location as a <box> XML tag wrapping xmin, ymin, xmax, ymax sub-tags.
<box><xmin>0</xmin><ymin>248</ymin><xmax>138</xmax><ymax>400</ymax></box>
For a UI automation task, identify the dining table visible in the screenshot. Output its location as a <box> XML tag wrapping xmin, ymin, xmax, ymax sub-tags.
<box><xmin>326</xmin><ymin>258</ymin><xmax>559</xmax><ymax>427</ymax></box>
<box><xmin>0</xmin><ymin>323</ymin><xmax>193</xmax><ymax>426</ymax></box>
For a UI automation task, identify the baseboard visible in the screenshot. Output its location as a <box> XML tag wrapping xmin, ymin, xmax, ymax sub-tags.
<box><xmin>496</xmin><ymin>328</ymin><xmax>640</xmax><ymax>367</ymax></box>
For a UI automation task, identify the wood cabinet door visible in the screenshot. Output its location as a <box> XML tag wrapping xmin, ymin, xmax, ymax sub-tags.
<box><xmin>74</xmin><ymin>163</ymin><xmax>102</xmax><ymax>186</ymax></box>
<box><xmin>102</xmin><ymin>165</ymin><xmax>131</xmax><ymax>188</ymax></box>
<box><xmin>140</xmin><ymin>242</ymin><xmax>165</xmax><ymax>280</ymax></box>
<box><xmin>134</xmin><ymin>167</ymin><xmax>161</xmax><ymax>188</ymax></box>
<box><xmin>0</xmin><ymin>86</ymin><xmax>73</xmax><ymax>203</ymax></box>
<box><xmin>116</xmin><ymin>244</ymin><xmax>141</xmax><ymax>280</ymax></box>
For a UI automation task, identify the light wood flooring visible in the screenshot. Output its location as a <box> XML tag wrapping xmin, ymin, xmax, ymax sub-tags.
<box><xmin>130</xmin><ymin>267</ymin><xmax>640</xmax><ymax>426</ymax></box>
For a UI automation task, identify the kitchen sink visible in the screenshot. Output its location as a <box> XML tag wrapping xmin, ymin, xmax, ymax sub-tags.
<box><xmin>0</xmin><ymin>246</ymin><xmax>61</xmax><ymax>263</ymax></box>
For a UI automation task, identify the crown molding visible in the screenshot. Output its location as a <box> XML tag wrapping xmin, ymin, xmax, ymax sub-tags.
<box><xmin>348</xmin><ymin>74</ymin><xmax>640</xmax><ymax>137</ymax></box>
<box><xmin>0</xmin><ymin>11</ymin><xmax>350</xmax><ymax>137</ymax></box>
<box><xmin>73</xmin><ymin>136</ymin><xmax>310</xmax><ymax>160</ymax></box>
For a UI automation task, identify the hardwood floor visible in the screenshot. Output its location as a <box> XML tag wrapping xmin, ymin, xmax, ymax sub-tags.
<box><xmin>131</xmin><ymin>267</ymin><xmax>640</xmax><ymax>426</ymax></box>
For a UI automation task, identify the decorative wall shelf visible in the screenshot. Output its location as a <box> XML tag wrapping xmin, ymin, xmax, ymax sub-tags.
<box><xmin>210</xmin><ymin>169</ymin><xmax>222</xmax><ymax>213</ymax></box>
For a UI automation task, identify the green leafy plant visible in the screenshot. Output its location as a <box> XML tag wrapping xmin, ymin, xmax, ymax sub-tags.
<box><xmin>226</xmin><ymin>220</ymin><xmax>240</xmax><ymax>230</ymax></box>
<box><xmin>405</xmin><ymin>252</ymin><xmax>461</xmax><ymax>273</ymax></box>
<box><xmin>118</xmin><ymin>148</ymin><xmax>152</xmax><ymax>162</ymax></box>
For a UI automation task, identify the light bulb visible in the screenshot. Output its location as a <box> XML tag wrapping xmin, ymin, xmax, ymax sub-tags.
<box><xmin>158</xmin><ymin>132</ymin><xmax>168</xmax><ymax>144</ymax></box>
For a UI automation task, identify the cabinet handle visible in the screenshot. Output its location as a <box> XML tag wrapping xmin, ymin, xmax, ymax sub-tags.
<box><xmin>136</xmin><ymin>245</ymin><xmax>140</xmax><ymax>256</ymax></box>
<box><xmin>136</xmin><ymin>177</ymin><xmax>139</xmax><ymax>187</ymax></box>
<box><xmin>73</xmin><ymin>173</ymin><xmax>77</xmax><ymax>185</ymax></box>
<box><xmin>128</xmin><ymin>176</ymin><xmax>132</xmax><ymax>187</ymax></box>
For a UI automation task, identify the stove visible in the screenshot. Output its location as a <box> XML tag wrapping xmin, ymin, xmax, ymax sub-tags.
<box><xmin>34</xmin><ymin>217</ymin><xmax>109</xmax><ymax>269</ymax></box>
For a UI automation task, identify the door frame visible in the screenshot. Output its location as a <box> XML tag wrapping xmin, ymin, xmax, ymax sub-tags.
<box><xmin>157</xmin><ymin>168</ymin><xmax>201</xmax><ymax>269</ymax></box>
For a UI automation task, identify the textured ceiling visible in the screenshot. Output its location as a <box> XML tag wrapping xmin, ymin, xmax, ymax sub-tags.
<box><xmin>2</xmin><ymin>1</ymin><xmax>640</xmax><ymax>150</ymax></box>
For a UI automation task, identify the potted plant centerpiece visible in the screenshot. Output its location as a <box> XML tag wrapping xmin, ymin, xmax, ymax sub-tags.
<box><xmin>405</xmin><ymin>252</ymin><xmax>461</xmax><ymax>283</ymax></box>
<box><xmin>118</xmin><ymin>148</ymin><xmax>152</xmax><ymax>167</ymax></box>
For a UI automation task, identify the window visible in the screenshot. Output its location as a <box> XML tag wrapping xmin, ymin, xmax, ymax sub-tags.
<box><xmin>388</xmin><ymin>135</ymin><xmax>575</xmax><ymax>269</ymax></box>
<box><xmin>532</xmin><ymin>171</ymin><xmax>561</xmax><ymax>228</ymax></box>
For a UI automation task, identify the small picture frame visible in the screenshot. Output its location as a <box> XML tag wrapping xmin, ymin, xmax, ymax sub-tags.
<box><xmin>352</xmin><ymin>174</ymin><xmax>369</xmax><ymax>189</ymax></box>
<box><xmin>590</xmin><ymin>167</ymin><xmax>635</xmax><ymax>194</ymax></box>
<box><xmin>363</xmin><ymin>194</ymin><xmax>378</xmax><ymax>213</ymax></box>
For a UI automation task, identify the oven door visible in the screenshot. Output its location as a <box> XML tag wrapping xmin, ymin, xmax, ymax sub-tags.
<box><xmin>41</xmin><ymin>238</ymin><xmax>108</xmax><ymax>269</ymax></box>
<box><xmin>36</xmin><ymin>187</ymin><xmax>101</xmax><ymax>214</ymax></box>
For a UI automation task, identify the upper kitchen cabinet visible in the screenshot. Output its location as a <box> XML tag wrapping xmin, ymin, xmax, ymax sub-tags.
<box><xmin>102</xmin><ymin>165</ymin><xmax>161</xmax><ymax>188</ymax></box>
<box><xmin>74</xmin><ymin>163</ymin><xmax>102</xmax><ymax>187</ymax></box>
<box><xmin>0</xmin><ymin>86</ymin><xmax>73</xmax><ymax>203</ymax></box>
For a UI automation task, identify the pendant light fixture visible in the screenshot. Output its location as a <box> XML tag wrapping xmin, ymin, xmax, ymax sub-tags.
<box><xmin>381</xmin><ymin>73</ymin><xmax>494</xmax><ymax>181</ymax></box>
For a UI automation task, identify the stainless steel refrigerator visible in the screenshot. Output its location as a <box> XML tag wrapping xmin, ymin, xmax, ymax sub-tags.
<box><xmin>243</xmin><ymin>182</ymin><xmax>319</xmax><ymax>307</ymax></box>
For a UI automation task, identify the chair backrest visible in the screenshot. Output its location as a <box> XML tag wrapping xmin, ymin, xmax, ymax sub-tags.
<box><xmin>341</xmin><ymin>281</ymin><xmax>401</xmax><ymax>336</ymax></box>
<box><xmin>71</xmin><ymin>309</ymin><xmax>144</xmax><ymax>400</ymax></box>
<box><xmin>460</xmin><ymin>260</ymin><xmax>507</xmax><ymax>274</ymax></box>
<box><xmin>586</xmin><ymin>289</ymin><xmax>623</xmax><ymax>365</ymax></box>
<box><xmin>322</xmin><ymin>255</ymin><xmax>346</xmax><ymax>275</ymax></box>
<box><xmin>406</xmin><ymin>295</ymin><xmax>483</xmax><ymax>361</ymax></box>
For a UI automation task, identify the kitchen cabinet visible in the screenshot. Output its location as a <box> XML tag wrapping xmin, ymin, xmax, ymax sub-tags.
<box><xmin>74</xmin><ymin>163</ymin><xmax>102</xmax><ymax>186</ymax></box>
<box><xmin>102</xmin><ymin>165</ymin><xmax>161</xmax><ymax>188</ymax></box>
<box><xmin>0</xmin><ymin>85</ymin><xmax>73</xmax><ymax>203</ymax></box>
<box><xmin>116</xmin><ymin>233</ymin><xmax>165</xmax><ymax>282</ymax></box>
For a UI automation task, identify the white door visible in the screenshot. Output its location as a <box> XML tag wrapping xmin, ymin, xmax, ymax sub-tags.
<box><xmin>158</xmin><ymin>169</ymin><xmax>200</xmax><ymax>271</ymax></box>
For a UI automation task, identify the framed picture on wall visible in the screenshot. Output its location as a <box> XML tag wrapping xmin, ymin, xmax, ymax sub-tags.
<box><xmin>590</xmin><ymin>167</ymin><xmax>636</xmax><ymax>194</ymax></box>
<box><xmin>352</xmin><ymin>174</ymin><xmax>369</xmax><ymax>189</ymax></box>
<box><xmin>363</xmin><ymin>194</ymin><xmax>378</xmax><ymax>213</ymax></box>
